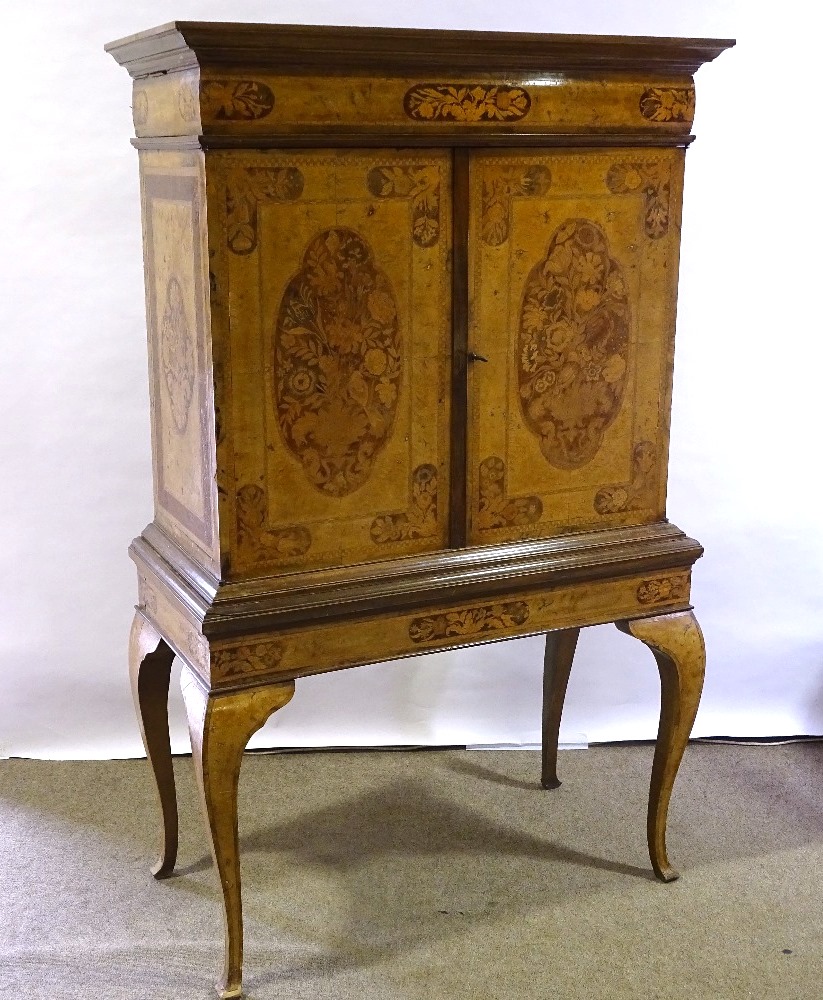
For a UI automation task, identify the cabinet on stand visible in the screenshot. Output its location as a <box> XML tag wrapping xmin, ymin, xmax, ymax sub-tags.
<box><xmin>107</xmin><ymin>22</ymin><xmax>733</xmax><ymax>997</ymax></box>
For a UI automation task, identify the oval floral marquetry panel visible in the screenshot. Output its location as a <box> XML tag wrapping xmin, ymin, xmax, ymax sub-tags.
<box><xmin>518</xmin><ymin>219</ymin><xmax>630</xmax><ymax>470</ymax></box>
<box><xmin>404</xmin><ymin>84</ymin><xmax>530</xmax><ymax>122</ymax></box>
<box><xmin>201</xmin><ymin>79</ymin><xmax>274</xmax><ymax>120</ymax></box>
<box><xmin>160</xmin><ymin>276</ymin><xmax>195</xmax><ymax>433</ymax></box>
<box><xmin>274</xmin><ymin>228</ymin><xmax>402</xmax><ymax>497</ymax></box>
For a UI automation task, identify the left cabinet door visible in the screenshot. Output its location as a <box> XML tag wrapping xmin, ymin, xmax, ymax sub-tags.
<box><xmin>208</xmin><ymin>149</ymin><xmax>453</xmax><ymax>578</ymax></box>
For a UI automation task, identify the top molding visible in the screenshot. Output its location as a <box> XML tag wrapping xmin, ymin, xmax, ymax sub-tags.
<box><xmin>105</xmin><ymin>21</ymin><xmax>735</xmax><ymax>79</ymax></box>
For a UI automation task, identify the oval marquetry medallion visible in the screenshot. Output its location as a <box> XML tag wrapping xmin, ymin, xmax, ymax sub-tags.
<box><xmin>517</xmin><ymin>219</ymin><xmax>630</xmax><ymax>469</ymax></box>
<box><xmin>160</xmin><ymin>276</ymin><xmax>195</xmax><ymax>434</ymax></box>
<box><xmin>274</xmin><ymin>228</ymin><xmax>402</xmax><ymax>497</ymax></box>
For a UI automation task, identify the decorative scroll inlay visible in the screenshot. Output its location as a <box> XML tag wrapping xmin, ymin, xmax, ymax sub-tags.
<box><xmin>370</xmin><ymin>464</ymin><xmax>437</xmax><ymax>543</ymax></box>
<box><xmin>404</xmin><ymin>84</ymin><xmax>530</xmax><ymax>122</ymax></box>
<box><xmin>409</xmin><ymin>601</ymin><xmax>530</xmax><ymax>644</ymax></box>
<box><xmin>159</xmin><ymin>276</ymin><xmax>195</xmax><ymax>434</ymax></box>
<box><xmin>366</xmin><ymin>165</ymin><xmax>441</xmax><ymax>247</ymax></box>
<box><xmin>606</xmin><ymin>162</ymin><xmax>671</xmax><ymax>239</ymax></box>
<box><xmin>518</xmin><ymin>219</ymin><xmax>630</xmax><ymax>470</ymax></box>
<box><xmin>637</xmin><ymin>576</ymin><xmax>689</xmax><ymax>606</ymax></box>
<box><xmin>477</xmin><ymin>456</ymin><xmax>542</xmax><ymax>531</ymax></box>
<box><xmin>481</xmin><ymin>164</ymin><xmax>551</xmax><ymax>246</ymax></box>
<box><xmin>236</xmin><ymin>484</ymin><xmax>312</xmax><ymax>560</ymax></box>
<box><xmin>275</xmin><ymin>227</ymin><xmax>402</xmax><ymax>498</ymax></box>
<box><xmin>226</xmin><ymin>166</ymin><xmax>304</xmax><ymax>255</ymax></box>
<box><xmin>132</xmin><ymin>90</ymin><xmax>148</xmax><ymax>127</ymax></box>
<box><xmin>212</xmin><ymin>639</ymin><xmax>286</xmax><ymax>682</ymax></box>
<box><xmin>594</xmin><ymin>440</ymin><xmax>656</xmax><ymax>515</ymax></box>
<box><xmin>639</xmin><ymin>87</ymin><xmax>695</xmax><ymax>123</ymax></box>
<box><xmin>201</xmin><ymin>79</ymin><xmax>275</xmax><ymax>120</ymax></box>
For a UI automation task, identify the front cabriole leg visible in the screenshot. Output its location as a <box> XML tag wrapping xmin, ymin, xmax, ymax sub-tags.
<box><xmin>181</xmin><ymin>666</ymin><xmax>296</xmax><ymax>999</ymax></box>
<box><xmin>129</xmin><ymin>612</ymin><xmax>178</xmax><ymax>878</ymax></box>
<box><xmin>616</xmin><ymin>609</ymin><xmax>706</xmax><ymax>882</ymax></box>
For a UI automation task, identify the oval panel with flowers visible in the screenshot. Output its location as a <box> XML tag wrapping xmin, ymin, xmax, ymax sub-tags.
<box><xmin>274</xmin><ymin>228</ymin><xmax>402</xmax><ymax>497</ymax></box>
<box><xmin>517</xmin><ymin>219</ymin><xmax>630</xmax><ymax>469</ymax></box>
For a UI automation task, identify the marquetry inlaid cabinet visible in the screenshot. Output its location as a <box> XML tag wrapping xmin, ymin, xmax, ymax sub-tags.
<box><xmin>107</xmin><ymin>22</ymin><xmax>733</xmax><ymax>997</ymax></box>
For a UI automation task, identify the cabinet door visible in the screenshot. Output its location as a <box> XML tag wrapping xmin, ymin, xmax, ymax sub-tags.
<box><xmin>466</xmin><ymin>149</ymin><xmax>684</xmax><ymax>546</ymax></box>
<box><xmin>211</xmin><ymin>149</ymin><xmax>452</xmax><ymax>577</ymax></box>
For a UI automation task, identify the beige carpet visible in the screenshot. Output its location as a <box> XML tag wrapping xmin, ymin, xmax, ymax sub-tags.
<box><xmin>2</xmin><ymin>743</ymin><xmax>823</xmax><ymax>999</ymax></box>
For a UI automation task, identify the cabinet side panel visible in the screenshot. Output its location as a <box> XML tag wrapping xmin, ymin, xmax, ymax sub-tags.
<box><xmin>467</xmin><ymin>148</ymin><xmax>685</xmax><ymax>545</ymax></box>
<box><xmin>139</xmin><ymin>150</ymin><xmax>219</xmax><ymax>572</ymax></box>
<box><xmin>211</xmin><ymin>148</ymin><xmax>452</xmax><ymax>578</ymax></box>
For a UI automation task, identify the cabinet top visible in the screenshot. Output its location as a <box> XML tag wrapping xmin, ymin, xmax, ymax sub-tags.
<box><xmin>105</xmin><ymin>21</ymin><xmax>734</xmax><ymax>79</ymax></box>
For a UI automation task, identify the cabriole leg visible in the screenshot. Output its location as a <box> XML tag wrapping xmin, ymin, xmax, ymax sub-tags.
<box><xmin>616</xmin><ymin>609</ymin><xmax>706</xmax><ymax>882</ymax></box>
<box><xmin>541</xmin><ymin>627</ymin><xmax>580</xmax><ymax>789</ymax></box>
<box><xmin>181</xmin><ymin>666</ymin><xmax>296</xmax><ymax>999</ymax></box>
<box><xmin>129</xmin><ymin>612</ymin><xmax>178</xmax><ymax>878</ymax></box>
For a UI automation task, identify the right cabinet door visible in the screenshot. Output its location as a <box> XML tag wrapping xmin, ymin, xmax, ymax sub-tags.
<box><xmin>466</xmin><ymin>148</ymin><xmax>685</xmax><ymax>546</ymax></box>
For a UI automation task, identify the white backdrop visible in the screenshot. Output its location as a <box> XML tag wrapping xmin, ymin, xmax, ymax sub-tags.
<box><xmin>1</xmin><ymin>0</ymin><xmax>822</xmax><ymax>760</ymax></box>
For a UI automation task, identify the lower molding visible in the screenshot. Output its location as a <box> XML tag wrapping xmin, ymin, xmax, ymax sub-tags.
<box><xmin>130</xmin><ymin>518</ymin><xmax>702</xmax><ymax>688</ymax></box>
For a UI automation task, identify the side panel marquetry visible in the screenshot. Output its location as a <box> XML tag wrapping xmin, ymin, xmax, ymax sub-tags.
<box><xmin>140</xmin><ymin>150</ymin><xmax>219</xmax><ymax>572</ymax></box>
<box><xmin>207</xmin><ymin>149</ymin><xmax>452</xmax><ymax>578</ymax></box>
<box><xmin>131</xmin><ymin>70</ymin><xmax>695</xmax><ymax>139</ymax></box>
<box><xmin>207</xmin><ymin>568</ymin><xmax>692</xmax><ymax>687</ymax></box>
<box><xmin>467</xmin><ymin>148</ymin><xmax>685</xmax><ymax>545</ymax></box>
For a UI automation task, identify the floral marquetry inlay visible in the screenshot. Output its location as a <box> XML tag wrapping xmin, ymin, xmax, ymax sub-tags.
<box><xmin>371</xmin><ymin>464</ymin><xmax>437</xmax><ymax>544</ymax></box>
<box><xmin>366</xmin><ymin>165</ymin><xmax>440</xmax><ymax>247</ymax></box>
<box><xmin>477</xmin><ymin>457</ymin><xmax>542</xmax><ymax>531</ymax></box>
<box><xmin>594</xmin><ymin>441</ymin><xmax>656</xmax><ymax>515</ymax></box>
<box><xmin>481</xmin><ymin>164</ymin><xmax>552</xmax><ymax>246</ymax></box>
<box><xmin>606</xmin><ymin>162</ymin><xmax>671</xmax><ymax>239</ymax></box>
<box><xmin>212</xmin><ymin>639</ymin><xmax>286</xmax><ymax>682</ymax></box>
<box><xmin>274</xmin><ymin>228</ymin><xmax>402</xmax><ymax>498</ymax></box>
<box><xmin>201</xmin><ymin>80</ymin><xmax>275</xmax><ymax>120</ymax></box>
<box><xmin>236</xmin><ymin>485</ymin><xmax>311</xmax><ymax>561</ymax></box>
<box><xmin>409</xmin><ymin>601</ymin><xmax>530</xmax><ymax>644</ymax></box>
<box><xmin>637</xmin><ymin>576</ymin><xmax>690</xmax><ymax>606</ymax></box>
<box><xmin>226</xmin><ymin>166</ymin><xmax>304</xmax><ymax>255</ymax></box>
<box><xmin>404</xmin><ymin>84</ymin><xmax>530</xmax><ymax>122</ymax></box>
<box><xmin>160</xmin><ymin>276</ymin><xmax>195</xmax><ymax>434</ymax></box>
<box><xmin>518</xmin><ymin>219</ymin><xmax>630</xmax><ymax>470</ymax></box>
<box><xmin>639</xmin><ymin>87</ymin><xmax>695</xmax><ymax>123</ymax></box>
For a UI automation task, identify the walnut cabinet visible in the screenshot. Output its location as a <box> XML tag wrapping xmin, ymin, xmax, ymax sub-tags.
<box><xmin>107</xmin><ymin>22</ymin><xmax>733</xmax><ymax>998</ymax></box>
